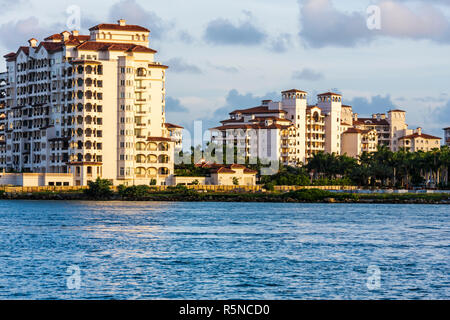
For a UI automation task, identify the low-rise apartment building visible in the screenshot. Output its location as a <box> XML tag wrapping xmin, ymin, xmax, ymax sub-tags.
<box><xmin>397</xmin><ymin>128</ymin><xmax>441</xmax><ymax>152</ymax></box>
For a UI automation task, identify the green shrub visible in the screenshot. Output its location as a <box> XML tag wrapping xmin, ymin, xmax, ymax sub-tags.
<box><xmin>121</xmin><ymin>185</ymin><xmax>152</xmax><ymax>199</ymax></box>
<box><xmin>84</xmin><ymin>178</ymin><xmax>114</xmax><ymax>200</ymax></box>
<box><xmin>264</xmin><ymin>182</ymin><xmax>275</xmax><ymax>191</ymax></box>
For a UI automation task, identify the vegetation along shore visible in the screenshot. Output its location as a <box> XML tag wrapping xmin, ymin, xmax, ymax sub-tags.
<box><xmin>1</xmin><ymin>179</ymin><xmax>449</xmax><ymax>204</ymax></box>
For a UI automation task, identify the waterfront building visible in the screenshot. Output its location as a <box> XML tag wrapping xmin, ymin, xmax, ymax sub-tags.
<box><xmin>397</xmin><ymin>127</ymin><xmax>441</xmax><ymax>152</ymax></box>
<box><xmin>341</xmin><ymin>128</ymin><xmax>378</xmax><ymax>158</ymax></box>
<box><xmin>444</xmin><ymin>127</ymin><xmax>450</xmax><ymax>147</ymax></box>
<box><xmin>165</xmin><ymin>123</ymin><xmax>183</xmax><ymax>152</ymax></box>
<box><xmin>0</xmin><ymin>20</ymin><xmax>182</xmax><ymax>186</ymax></box>
<box><xmin>210</xmin><ymin>90</ymin><xmax>328</xmax><ymax>166</ymax></box>
<box><xmin>210</xmin><ymin>89</ymin><xmax>441</xmax><ymax>165</ymax></box>
<box><xmin>170</xmin><ymin>163</ymin><xmax>257</xmax><ymax>186</ymax></box>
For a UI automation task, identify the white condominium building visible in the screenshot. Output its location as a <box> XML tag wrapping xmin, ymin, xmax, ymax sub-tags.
<box><xmin>210</xmin><ymin>89</ymin><xmax>332</xmax><ymax>166</ymax></box>
<box><xmin>0</xmin><ymin>20</ymin><xmax>181</xmax><ymax>186</ymax></box>
<box><xmin>211</xmin><ymin>89</ymin><xmax>441</xmax><ymax>166</ymax></box>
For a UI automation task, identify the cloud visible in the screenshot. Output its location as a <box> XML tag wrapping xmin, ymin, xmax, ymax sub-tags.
<box><xmin>0</xmin><ymin>17</ymin><xmax>58</xmax><ymax>50</ymax></box>
<box><xmin>178</xmin><ymin>30</ymin><xmax>195</xmax><ymax>44</ymax></box>
<box><xmin>269</xmin><ymin>33</ymin><xmax>292</xmax><ymax>53</ymax></box>
<box><xmin>292</xmin><ymin>68</ymin><xmax>324</xmax><ymax>81</ymax></box>
<box><xmin>0</xmin><ymin>0</ymin><xmax>27</xmax><ymax>14</ymax></box>
<box><xmin>344</xmin><ymin>94</ymin><xmax>398</xmax><ymax>116</ymax></box>
<box><xmin>165</xmin><ymin>96</ymin><xmax>189</xmax><ymax>113</ymax></box>
<box><xmin>211</xmin><ymin>89</ymin><xmax>278</xmax><ymax>122</ymax></box>
<box><xmin>208</xmin><ymin>62</ymin><xmax>239</xmax><ymax>73</ymax></box>
<box><xmin>108</xmin><ymin>0</ymin><xmax>172</xmax><ymax>39</ymax></box>
<box><xmin>298</xmin><ymin>0</ymin><xmax>450</xmax><ymax>48</ymax></box>
<box><xmin>432</xmin><ymin>99</ymin><xmax>450</xmax><ymax>124</ymax></box>
<box><xmin>378</xmin><ymin>1</ymin><xmax>450</xmax><ymax>41</ymax></box>
<box><xmin>166</xmin><ymin>57</ymin><xmax>202</xmax><ymax>74</ymax></box>
<box><xmin>204</xmin><ymin>16</ymin><xmax>266</xmax><ymax>46</ymax></box>
<box><xmin>299</xmin><ymin>0</ymin><xmax>372</xmax><ymax>48</ymax></box>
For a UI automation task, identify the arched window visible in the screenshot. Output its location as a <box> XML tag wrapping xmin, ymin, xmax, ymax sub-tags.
<box><xmin>135</xmin><ymin>167</ymin><xmax>146</xmax><ymax>177</ymax></box>
<box><xmin>136</xmin><ymin>154</ymin><xmax>146</xmax><ymax>163</ymax></box>
<box><xmin>158</xmin><ymin>142</ymin><xmax>169</xmax><ymax>151</ymax></box>
<box><xmin>148</xmin><ymin>142</ymin><xmax>157</xmax><ymax>151</ymax></box>
<box><xmin>159</xmin><ymin>167</ymin><xmax>169</xmax><ymax>175</ymax></box>
<box><xmin>147</xmin><ymin>155</ymin><xmax>157</xmax><ymax>163</ymax></box>
<box><xmin>158</xmin><ymin>155</ymin><xmax>169</xmax><ymax>163</ymax></box>
<box><xmin>136</xmin><ymin>142</ymin><xmax>146</xmax><ymax>151</ymax></box>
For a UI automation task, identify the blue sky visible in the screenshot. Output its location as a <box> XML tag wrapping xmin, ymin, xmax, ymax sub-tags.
<box><xmin>0</xmin><ymin>0</ymin><xmax>449</xmax><ymax>138</ymax></box>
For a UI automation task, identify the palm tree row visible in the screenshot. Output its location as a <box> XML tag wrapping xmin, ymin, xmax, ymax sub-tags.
<box><xmin>306</xmin><ymin>146</ymin><xmax>450</xmax><ymax>188</ymax></box>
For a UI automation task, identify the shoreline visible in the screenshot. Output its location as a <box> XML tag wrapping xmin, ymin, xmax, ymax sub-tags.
<box><xmin>1</xmin><ymin>189</ymin><xmax>449</xmax><ymax>204</ymax></box>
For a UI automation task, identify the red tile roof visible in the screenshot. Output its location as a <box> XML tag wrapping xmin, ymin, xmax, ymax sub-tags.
<box><xmin>76</xmin><ymin>41</ymin><xmax>157</xmax><ymax>53</ymax></box>
<box><xmin>17</xmin><ymin>46</ymin><xmax>30</xmax><ymax>55</ymax></box>
<box><xmin>38</xmin><ymin>42</ymin><xmax>64</xmax><ymax>53</ymax></box>
<box><xmin>3</xmin><ymin>52</ymin><xmax>16</xmax><ymax>58</ymax></box>
<box><xmin>89</xmin><ymin>23</ymin><xmax>150</xmax><ymax>32</ymax></box>
<box><xmin>343</xmin><ymin>128</ymin><xmax>374</xmax><ymax>134</ymax></box>
<box><xmin>147</xmin><ymin>136</ymin><xmax>172</xmax><ymax>142</ymax></box>
<box><xmin>44</xmin><ymin>34</ymin><xmax>90</xmax><ymax>43</ymax></box>
<box><xmin>282</xmin><ymin>89</ymin><xmax>307</xmax><ymax>94</ymax></box>
<box><xmin>210</xmin><ymin>167</ymin><xmax>235</xmax><ymax>174</ymax></box>
<box><xmin>399</xmin><ymin>133</ymin><xmax>441</xmax><ymax>140</ymax></box>
<box><xmin>343</xmin><ymin>128</ymin><xmax>364</xmax><ymax>134</ymax></box>
<box><xmin>354</xmin><ymin>118</ymin><xmax>389</xmax><ymax>126</ymax></box>
<box><xmin>164</xmin><ymin>123</ymin><xmax>183</xmax><ymax>129</ymax></box>
<box><xmin>229</xmin><ymin>106</ymin><xmax>287</xmax><ymax>115</ymax></box>
<box><xmin>318</xmin><ymin>92</ymin><xmax>342</xmax><ymax>96</ymax></box>
<box><xmin>211</xmin><ymin>123</ymin><xmax>295</xmax><ymax>131</ymax></box>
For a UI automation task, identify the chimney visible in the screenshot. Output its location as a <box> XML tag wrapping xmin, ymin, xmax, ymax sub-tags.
<box><xmin>60</xmin><ymin>31</ymin><xmax>70</xmax><ymax>42</ymax></box>
<box><xmin>262</xmin><ymin>100</ymin><xmax>272</xmax><ymax>106</ymax></box>
<box><xmin>353</xmin><ymin>113</ymin><xmax>358</xmax><ymax>121</ymax></box>
<box><xmin>380</xmin><ymin>114</ymin><xmax>386</xmax><ymax>120</ymax></box>
<box><xmin>372</xmin><ymin>114</ymin><xmax>377</xmax><ymax>119</ymax></box>
<box><xmin>118</xmin><ymin>19</ymin><xmax>126</xmax><ymax>26</ymax></box>
<box><xmin>28</xmin><ymin>38</ymin><xmax>38</xmax><ymax>47</ymax></box>
<box><xmin>416</xmin><ymin>127</ymin><xmax>422</xmax><ymax>135</ymax></box>
<box><xmin>72</xmin><ymin>30</ymin><xmax>79</xmax><ymax>37</ymax></box>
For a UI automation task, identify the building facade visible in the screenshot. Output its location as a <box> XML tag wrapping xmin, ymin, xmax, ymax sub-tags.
<box><xmin>444</xmin><ymin>127</ymin><xmax>450</xmax><ymax>147</ymax></box>
<box><xmin>210</xmin><ymin>89</ymin><xmax>329</xmax><ymax>166</ymax></box>
<box><xmin>0</xmin><ymin>20</ymin><xmax>181</xmax><ymax>186</ymax></box>
<box><xmin>210</xmin><ymin>89</ymin><xmax>441</xmax><ymax>166</ymax></box>
<box><xmin>397</xmin><ymin>128</ymin><xmax>441</xmax><ymax>152</ymax></box>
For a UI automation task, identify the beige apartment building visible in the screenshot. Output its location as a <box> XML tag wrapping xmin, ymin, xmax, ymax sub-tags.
<box><xmin>397</xmin><ymin>128</ymin><xmax>441</xmax><ymax>152</ymax></box>
<box><xmin>210</xmin><ymin>89</ymin><xmax>441</xmax><ymax>165</ymax></box>
<box><xmin>0</xmin><ymin>20</ymin><xmax>181</xmax><ymax>186</ymax></box>
<box><xmin>444</xmin><ymin>127</ymin><xmax>450</xmax><ymax>147</ymax></box>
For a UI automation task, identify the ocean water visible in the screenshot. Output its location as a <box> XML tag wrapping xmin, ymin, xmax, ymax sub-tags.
<box><xmin>0</xmin><ymin>200</ymin><xmax>448</xmax><ymax>300</ymax></box>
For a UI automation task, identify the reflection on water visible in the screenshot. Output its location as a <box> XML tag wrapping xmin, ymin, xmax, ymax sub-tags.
<box><xmin>0</xmin><ymin>200</ymin><xmax>448</xmax><ymax>300</ymax></box>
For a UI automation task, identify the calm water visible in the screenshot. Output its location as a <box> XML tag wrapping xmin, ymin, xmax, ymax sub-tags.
<box><xmin>0</xmin><ymin>201</ymin><xmax>448</xmax><ymax>300</ymax></box>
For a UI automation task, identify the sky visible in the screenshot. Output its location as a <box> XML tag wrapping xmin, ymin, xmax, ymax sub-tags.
<box><xmin>0</xmin><ymin>0</ymin><xmax>449</xmax><ymax>139</ymax></box>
